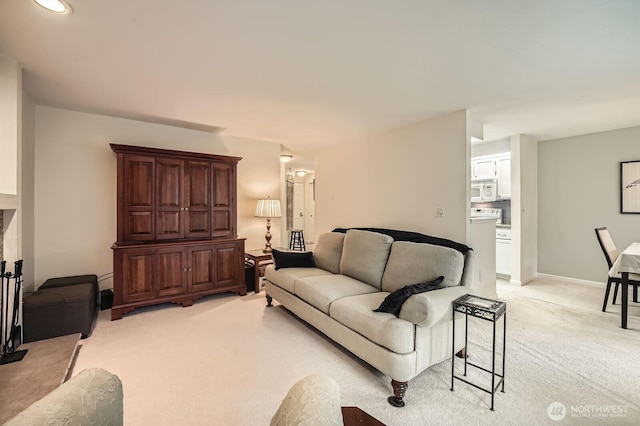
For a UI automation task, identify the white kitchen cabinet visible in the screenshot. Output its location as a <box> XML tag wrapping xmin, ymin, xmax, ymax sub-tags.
<box><xmin>496</xmin><ymin>156</ymin><xmax>511</xmax><ymax>199</ymax></box>
<box><xmin>496</xmin><ymin>228</ymin><xmax>512</xmax><ymax>277</ymax></box>
<box><xmin>496</xmin><ymin>239</ymin><xmax>511</xmax><ymax>276</ymax></box>
<box><xmin>472</xmin><ymin>158</ymin><xmax>497</xmax><ymax>179</ymax></box>
<box><xmin>471</xmin><ymin>153</ymin><xmax>511</xmax><ymax>200</ymax></box>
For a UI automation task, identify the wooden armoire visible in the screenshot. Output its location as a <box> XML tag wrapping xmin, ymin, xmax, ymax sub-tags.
<box><xmin>110</xmin><ymin>144</ymin><xmax>246</xmax><ymax>320</ymax></box>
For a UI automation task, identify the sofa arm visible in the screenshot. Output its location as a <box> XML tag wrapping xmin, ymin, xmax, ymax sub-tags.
<box><xmin>270</xmin><ymin>374</ymin><xmax>343</xmax><ymax>426</ymax></box>
<box><xmin>399</xmin><ymin>286</ymin><xmax>470</xmax><ymax>328</ymax></box>
<box><xmin>5</xmin><ymin>368</ymin><xmax>123</xmax><ymax>426</ymax></box>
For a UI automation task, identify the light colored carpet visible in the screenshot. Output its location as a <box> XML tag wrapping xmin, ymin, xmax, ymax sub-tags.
<box><xmin>72</xmin><ymin>281</ymin><xmax>640</xmax><ymax>425</ymax></box>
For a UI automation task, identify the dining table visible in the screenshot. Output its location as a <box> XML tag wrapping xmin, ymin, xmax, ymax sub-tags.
<box><xmin>610</xmin><ymin>242</ymin><xmax>640</xmax><ymax>329</ymax></box>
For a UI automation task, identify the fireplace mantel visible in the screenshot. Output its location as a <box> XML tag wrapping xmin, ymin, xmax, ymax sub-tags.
<box><xmin>0</xmin><ymin>194</ymin><xmax>18</xmax><ymax>210</ymax></box>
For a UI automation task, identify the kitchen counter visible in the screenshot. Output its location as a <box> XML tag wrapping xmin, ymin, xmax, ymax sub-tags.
<box><xmin>497</xmin><ymin>223</ymin><xmax>511</xmax><ymax>229</ymax></box>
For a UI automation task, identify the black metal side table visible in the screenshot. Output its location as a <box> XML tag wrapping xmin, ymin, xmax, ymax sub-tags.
<box><xmin>451</xmin><ymin>294</ymin><xmax>506</xmax><ymax>411</ymax></box>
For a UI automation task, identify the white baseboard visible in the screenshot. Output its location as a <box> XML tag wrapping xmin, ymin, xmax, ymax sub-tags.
<box><xmin>505</xmin><ymin>274</ymin><xmax>536</xmax><ymax>287</ymax></box>
<box><xmin>535</xmin><ymin>273</ymin><xmax>604</xmax><ymax>288</ymax></box>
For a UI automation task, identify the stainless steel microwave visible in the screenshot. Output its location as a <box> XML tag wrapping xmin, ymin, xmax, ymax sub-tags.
<box><xmin>471</xmin><ymin>179</ymin><xmax>498</xmax><ymax>202</ymax></box>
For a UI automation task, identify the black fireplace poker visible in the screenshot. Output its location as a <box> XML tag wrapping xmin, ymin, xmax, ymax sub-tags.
<box><xmin>0</xmin><ymin>259</ymin><xmax>28</xmax><ymax>365</ymax></box>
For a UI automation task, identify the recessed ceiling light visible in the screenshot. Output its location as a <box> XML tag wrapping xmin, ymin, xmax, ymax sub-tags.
<box><xmin>280</xmin><ymin>154</ymin><xmax>293</xmax><ymax>163</ymax></box>
<box><xmin>34</xmin><ymin>0</ymin><xmax>72</xmax><ymax>14</ymax></box>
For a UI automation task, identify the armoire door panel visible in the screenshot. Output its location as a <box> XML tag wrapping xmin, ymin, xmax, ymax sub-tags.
<box><xmin>185</xmin><ymin>161</ymin><xmax>211</xmax><ymax>237</ymax></box>
<box><xmin>185</xmin><ymin>161</ymin><xmax>211</xmax><ymax>207</ymax></box>
<box><xmin>126</xmin><ymin>160</ymin><xmax>154</xmax><ymax>207</ymax></box>
<box><xmin>188</xmin><ymin>246</ymin><xmax>215</xmax><ymax>292</ymax></box>
<box><xmin>186</xmin><ymin>211</ymin><xmax>210</xmax><ymax>237</ymax></box>
<box><xmin>157</xmin><ymin>160</ymin><xmax>182</xmax><ymax>207</ymax></box>
<box><xmin>211</xmin><ymin>211</ymin><xmax>232</xmax><ymax>237</ymax></box>
<box><xmin>122</xmin><ymin>249</ymin><xmax>156</xmax><ymax>303</ymax></box>
<box><xmin>212</xmin><ymin>163</ymin><xmax>231</xmax><ymax>207</ymax></box>
<box><xmin>215</xmin><ymin>244</ymin><xmax>241</xmax><ymax>288</ymax></box>
<box><xmin>156</xmin><ymin>247</ymin><xmax>187</xmax><ymax>297</ymax></box>
<box><xmin>128</xmin><ymin>212</ymin><xmax>154</xmax><ymax>238</ymax></box>
<box><xmin>156</xmin><ymin>211</ymin><xmax>182</xmax><ymax>239</ymax></box>
<box><xmin>156</xmin><ymin>158</ymin><xmax>184</xmax><ymax>239</ymax></box>
<box><xmin>123</xmin><ymin>156</ymin><xmax>155</xmax><ymax>240</ymax></box>
<box><xmin>211</xmin><ymin>162</ymin><xmax>235</xmax><ymax>237</ymax></box>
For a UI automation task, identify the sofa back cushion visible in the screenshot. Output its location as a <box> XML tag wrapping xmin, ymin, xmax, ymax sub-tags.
<box><xmin>381</xmin><ymin>241</ymin><xmax>464</xmax><ymax>292</ymax></box>
<box><xmin>313</xmin><ymin>232</ymin><xmax>345</xmax><ymax>274</ymax></box>
<box><xmin>340</xmin><ymin>229</ymin><xmax>394</xmax><ymax>289</ymax></box>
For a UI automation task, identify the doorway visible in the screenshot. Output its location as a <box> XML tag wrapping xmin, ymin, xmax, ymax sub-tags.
<box><xmin>285</xmin><ymin>170</ymin><xmax>315</xmax><ymax>247</ymax></box>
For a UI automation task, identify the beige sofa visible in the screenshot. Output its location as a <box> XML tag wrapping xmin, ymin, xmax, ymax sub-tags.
<box><xmin>4</xmin><ymin>368</ymin><xmax>123</xmax><ymax>425</ymax></box>
<box><xmin>265</xmin><ymin>228</ymin><xmax>473</xmax><ymax>407</ymax></box>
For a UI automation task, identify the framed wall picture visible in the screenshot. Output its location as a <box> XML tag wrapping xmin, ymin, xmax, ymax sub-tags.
<box><xmin>621</xmin><ymin>160</ymin><xmax>640</xmax><ymax>214</ymax></box>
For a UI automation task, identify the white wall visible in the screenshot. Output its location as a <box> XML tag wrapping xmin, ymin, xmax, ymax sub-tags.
<box><xmin>20</xmin><ymin>92</ymin><xmax>35</xmax><ymax>290</ymax></box>
<box><xmin>0</xmin><ymin>57</ymin><xmax>35</xmax><ymax>291</ymax></box>
<box><xmin>0</xmin><ymin>55</ymin><xmax>18</xmax><ymax>196</ymax></box>
<box><xmin>303</xmin><ymin>173</ymin><xmax>315</xmax><ymax>243</ymax></box>
<box><xmin>34</xmin><ymin>106</ymin><xmax>281</xmax><ymax>288</ymax></box>
<box><xmin>538</xmin><ymin>125</ymin><xmax>640</xmax><ymax>283</ymax></box>
<box><xmin>471</xmin><ymin>137</ymin><xmax>510</xmax><ymax>157</ymax></box>
<box><xmin>510</xmin><ymin>134</ymin><xmax>537</xmax><ymax>285</ymax></box>
<box><xmin>467</xmin><ymin>218</ymin><xmax>497</xmax><ymax>298</ymax></box>
<box><xmin>315</xmin><ymin>110</ymin><xmax>468</xmax><ymax>243</ymax></box>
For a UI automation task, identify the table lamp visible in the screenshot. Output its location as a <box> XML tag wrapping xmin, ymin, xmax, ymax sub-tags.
<box><xmin>255</xmin><ymin>198</ymin><xmax>282</xmax><ymax>253</ymax></box>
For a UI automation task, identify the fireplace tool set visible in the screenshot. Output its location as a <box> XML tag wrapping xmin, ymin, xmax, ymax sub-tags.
<box><xmin>0</xmin><ymin>259</ymin><xmax>27</xmax><ymax>365</ymax></box>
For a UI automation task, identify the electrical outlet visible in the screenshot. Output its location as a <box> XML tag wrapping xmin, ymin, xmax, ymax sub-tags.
<box><xmin>435</xmin><ymin>207</ymin><xmax>445</xmax><ymax>217</ymax></box>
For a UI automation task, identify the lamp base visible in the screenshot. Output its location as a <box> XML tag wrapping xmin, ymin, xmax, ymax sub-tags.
<box><xmin>263</xmin><ymin>218</ymin><xmax>273</xmax><ymax>254</ymax></box>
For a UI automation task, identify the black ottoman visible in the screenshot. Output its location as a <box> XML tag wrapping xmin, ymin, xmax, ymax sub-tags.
<box><xmin>23</xmin><ymin>275</ymin><xmax>98</xmax><ymax>343</ymax></box>
<box><xmin>40</xmin><ymin>274</ymin><xmax>98</xmax><ymax>308</ymax></box>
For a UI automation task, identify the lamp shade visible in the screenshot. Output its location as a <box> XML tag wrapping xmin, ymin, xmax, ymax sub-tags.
<box><xmin>255</xmin><ymin>199</ymin><xmax>282</xmax><ymax>218</ymax></box>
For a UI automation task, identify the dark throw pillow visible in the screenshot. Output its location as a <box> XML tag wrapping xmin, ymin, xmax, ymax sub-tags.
<box><xmin>373</xmin><ymin>276</ymin><xmax>445</xmax><ymax>317</ymax></box>
<box><xmin>272</xmin><ymin>249</ymin><xmax>315</xmax><ymax>270</ymax></box>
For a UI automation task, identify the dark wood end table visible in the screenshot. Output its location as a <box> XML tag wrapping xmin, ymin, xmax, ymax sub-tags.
<box><xmin>245</xmin><ymin>249</ymin><xmax>274</xmax><ymax>293</ymax></box>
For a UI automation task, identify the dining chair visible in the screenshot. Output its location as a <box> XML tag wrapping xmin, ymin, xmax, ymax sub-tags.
<box><xmin>595</xmin><ymin>227</ymin><xmax>640</xmax><ymax>312</ymax></box>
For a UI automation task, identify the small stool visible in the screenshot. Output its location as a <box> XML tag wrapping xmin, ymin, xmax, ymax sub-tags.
<box><xmin>289</xmin><ymin>230</ymin><xmax>306</xmax><ymax>251</ymax></box>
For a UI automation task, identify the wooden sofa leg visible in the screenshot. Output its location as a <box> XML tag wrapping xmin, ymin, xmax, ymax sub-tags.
<box><xmin>266</xmin><ymin>295</ymin><xmax>273</xmax><ymax>307</ymax></box>
<box><xmin>456</xmin><ymin>347</ymin><xmax>467</xmax><ymax>358</ymax></box>
<box><xmin>388</xmin><ymin>380</ymin><xmax>408</xmax><ymax>407</ymax></box>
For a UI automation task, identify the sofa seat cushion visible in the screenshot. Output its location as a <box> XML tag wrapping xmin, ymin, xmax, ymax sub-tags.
<box><xmin>295</xmin><ymin>275</ymin><xmax>378</xmax><ymax>314</ymax></box>
<box><xmin>330</xmin><ymin>293</ymin><xmax>415</xmax><ymax>354</ymax></box>
<box><xmin>381</xmin><ymin>241</ymin><xmax>464</xmax><ymax>292</ymax></box>
<box><xmin>265</xmin><ymin>265</ymin><xmax>333</xmax><ymax>293</ymax></box>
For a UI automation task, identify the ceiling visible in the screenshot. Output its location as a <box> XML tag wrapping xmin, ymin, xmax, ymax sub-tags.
<box><xmin>2</xmin><ymin>1</ymin><xmax>640</xmax><ymax>163</ymax></box>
